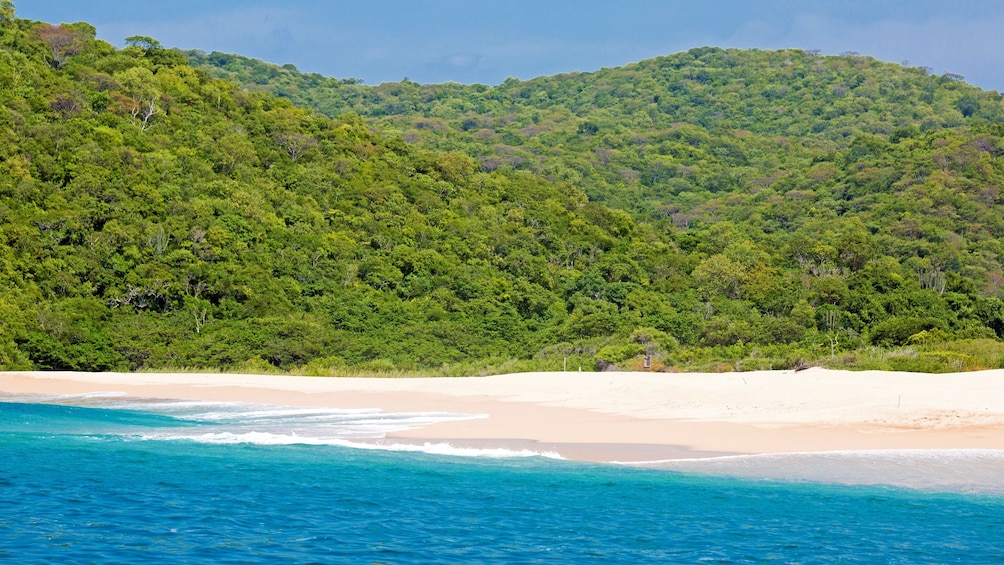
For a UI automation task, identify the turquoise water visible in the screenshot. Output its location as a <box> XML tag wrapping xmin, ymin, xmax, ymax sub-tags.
<box><xmin>2</xmin><ymin>397</ymin><xmax>1004</xmax><ymax>563</ymax></box>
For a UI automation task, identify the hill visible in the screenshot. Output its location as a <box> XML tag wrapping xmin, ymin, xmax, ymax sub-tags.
<box><xmin>189</xmin><ymin>48</ymin><xmax>1004</xmax><ymax>210</ymax></box>
<box><xmin>188</xmin><ymin>47</ymin><xmax>1004</xmax><ymax>373</ymax></box>
<box><xmin>2</xmin><ymin>10</ymin><xmax>1004</xmax><ymax>374</ymax></box>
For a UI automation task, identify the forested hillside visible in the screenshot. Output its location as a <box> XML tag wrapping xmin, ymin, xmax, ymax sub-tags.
<box><xmin>189</xmin><ymin>48</ymin><xmax>1004</xmax><ymax>210</ymax></box>
<box><xmin>3</xmin><ymin>8</ymin><xmax>1004</xmax><ymax>375</ymax></box>
<box><xmin>189</xmin><ymin>47</ymin><xmax>1004</xmax><ymax>373</ymax></box>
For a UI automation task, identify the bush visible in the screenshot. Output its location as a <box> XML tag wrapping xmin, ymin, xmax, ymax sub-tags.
<box><xmin>296</xmin><ymin>355</ymin><xmax>347</xmax><ymax>376</ymax></box>
<box><xmin>887</xmin><ymin>350</ymin><xmax>973</xmax><ymax>373</ymax></box>
<box><xmin>907</xmin><ymin>328</ymin><xmax>952</xmax><ymax>345</ymax></box>
<box><xmin>595</xmin><ymin>343</ymin><xmax>645</xmax><ymax>369</ymax></box>
<box><xmin>869</xmin><ymin>317</ymin><xmax>945</xmax><ymax>347</ymax></box>
<box><xmin>234</xmin><ymin>355</ymin><xmax>280</xmax><ymax>374</ymax></box>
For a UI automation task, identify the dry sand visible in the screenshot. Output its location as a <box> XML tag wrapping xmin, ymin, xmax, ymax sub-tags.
<box><xmin>3</xmin><ymin>368</ymin><xmax>1004</xmax><ymax>462</ymax></box>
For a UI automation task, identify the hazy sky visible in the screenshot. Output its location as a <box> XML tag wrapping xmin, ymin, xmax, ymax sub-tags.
<box><xmin>18</xmin><ymin>1</ymin><xmax>1004</xmax><ymax>91</ymax></box>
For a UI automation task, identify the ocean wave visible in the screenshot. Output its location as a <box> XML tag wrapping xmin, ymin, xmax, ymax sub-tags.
<box><xmin>137</xmin><ymin>431</ymin><xmax>564</xmax><ymax>459</ymax></box>
<box><xmin>2</xmin><ymin>393</ymin><xmax>487</xmax><ymax>440</ymax></box>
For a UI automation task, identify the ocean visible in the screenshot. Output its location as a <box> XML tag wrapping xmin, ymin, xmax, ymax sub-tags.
<box><xmin>2</xmin><ymin>393</ymin><xmax>1003</xmax><ymax>563</ymax></box>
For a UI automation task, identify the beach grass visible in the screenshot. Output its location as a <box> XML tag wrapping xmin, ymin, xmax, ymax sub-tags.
<box><xmin>130</xmin><ymin>339</ymin><xmax>1004</xmax><ymax>378</ymax></box>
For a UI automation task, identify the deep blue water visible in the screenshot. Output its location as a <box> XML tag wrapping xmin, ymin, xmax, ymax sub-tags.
<box><xmin>2</xmin><ymin>398</ymin><xmax>1004</xmax><ymax>563</ymax></box>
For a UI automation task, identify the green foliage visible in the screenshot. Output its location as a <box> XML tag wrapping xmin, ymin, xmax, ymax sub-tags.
<box><xmin>870</xmin><ymin>317</ymin><xmax>946</xmax><ymax>347</ymax></box>
<box><xmin>2</xmin><ymin>18</ymin><xmax>1004</xmax><ymax>374</ymax></box>
<box><xmin>0</xmin><ymin>1</ymin><xmax>15</xmax><ymax>25</ymax></box>
<box><xmin>596</xmin><ymin>343</ymin><xmax>645</xmax><ymax>366</ymax></box>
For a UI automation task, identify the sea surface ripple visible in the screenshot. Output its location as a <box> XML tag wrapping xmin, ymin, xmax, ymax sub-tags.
<box><xmin>2</xmin><ymin>397</ymin><xmax>1003</xmax><ymax>563</ymax></box>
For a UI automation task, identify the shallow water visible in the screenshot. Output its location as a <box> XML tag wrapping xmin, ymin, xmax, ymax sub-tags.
<box><xmin>625</xmin><ymin>449</ymin><xmax>1004</xmax><ymax>496</ymax></box>
<box><xmin>2</xmin><ymin>395</ymin><xmax>1003</xmax><ymax>563</ymax></box>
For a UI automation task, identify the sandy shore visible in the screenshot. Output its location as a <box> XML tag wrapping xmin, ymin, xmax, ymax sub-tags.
<box><xmin>3</xmin><ymin>368</ymin><xmax>1004</xmax><ymax>462</ymax></box>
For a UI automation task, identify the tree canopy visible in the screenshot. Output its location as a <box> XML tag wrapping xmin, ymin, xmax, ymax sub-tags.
<box><xmin>2</xmin><ymin>15</ymin><xmax>1004</xmax><ymax>375</ymax></box>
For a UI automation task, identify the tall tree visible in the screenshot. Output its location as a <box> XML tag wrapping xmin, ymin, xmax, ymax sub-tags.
<box><xmin>34</xmin><ymin>24</ymin><xmax>86</xmax><ymax>69</ymax></box>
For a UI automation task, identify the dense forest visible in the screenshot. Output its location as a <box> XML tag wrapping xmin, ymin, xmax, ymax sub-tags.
<box><xmin>4</xmin><ymin>6</ymin><xmax>1004</xmax><ymax>375</ymax></box>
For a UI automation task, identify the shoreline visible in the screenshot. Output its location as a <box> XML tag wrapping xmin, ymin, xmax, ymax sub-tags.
<box><xmin>3</xmin><ymin>368</ymin><xmax>1004</xmax><ymax>463</ymax></box>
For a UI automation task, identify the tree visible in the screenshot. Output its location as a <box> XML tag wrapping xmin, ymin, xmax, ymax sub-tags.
<box><xmin>114</xmin><ymin>66</ymin><xmax>161</xmax><ymax>130</ymax></box>
<box><xmin>692</xmin><ymin>254</ymin><xmax>745</xmax><ymax>299</ymax></box>
<box><xmin>630</xmin><ymin>327</ymin><xmax>678</xmax><ymax>361</ymax></box>
<box><xmin>34</xmin><ymin>24</ymin><xmax>86</xmax><ymax>69</ymax></box>
<box><xmin>0</xmin><ymin>1</ymin><xmax>14</xmax><ymax>25</ymax></box>
<box><xmin>836</xmin><ymin>223</ymin><xmax>877</xmax><ymax>272</ymax></box>
<box><xmin>211</xmin><ymin>131</ymin><xmax>259</xmax><ymax>173</ymax></box>
<box><xmin>820</xmin><ymin>307</ymin><xmax>843</xmax><ymax>359</ymax></box>
<box><xmin>125</xmin><ymin>35</ymin><xmax>163</xmax><ymax>52</ymax></box>
<box><xmin>273</xmin><ymin>132</ymin><xmax>317</xmax><ymax>162</ymax></box>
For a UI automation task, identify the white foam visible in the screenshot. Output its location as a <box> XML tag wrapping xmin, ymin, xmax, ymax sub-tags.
<box><xmin>138</xmin><ymin>431</ymin><xmax>563</xmax><ymax>459</ymax></box>
<box><xmin>4</xmin><ymin>393</ymin><xmax>486</xmax><ymax>437</ymax></box>
<box><xmin>183</xmin><ymin>406</ymin><xmax>382</xmax><ymax>421</ymax></box>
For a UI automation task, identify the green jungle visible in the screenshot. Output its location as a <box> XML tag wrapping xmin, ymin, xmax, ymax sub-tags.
<box><xmin>5</xmin><ymin>5</ymin><xmax>1004</xmax><ymax>375</ymax></box>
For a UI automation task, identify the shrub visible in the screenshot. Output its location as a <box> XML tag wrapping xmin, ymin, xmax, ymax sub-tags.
<box><xmin>595</xmin><ymin>343</ymin><xmax>645</xmax><ymax>369</ymax></box>
<box><xmin>869</xmin><ymin>317</ymin><xmax>945</xmax><ymax>347</ymax></box>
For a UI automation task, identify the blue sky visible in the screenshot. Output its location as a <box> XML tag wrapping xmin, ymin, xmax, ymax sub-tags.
<box><xmin>17</xmin><ymin>1</ymin><xmax>1004</xmax><ymax>91</ymax></box>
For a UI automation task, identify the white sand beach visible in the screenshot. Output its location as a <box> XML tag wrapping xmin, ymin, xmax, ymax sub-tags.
<box><xmin>3</xmin><ymin>368</ymin><xmax>1004</xmax><ymax>462</ymax></box>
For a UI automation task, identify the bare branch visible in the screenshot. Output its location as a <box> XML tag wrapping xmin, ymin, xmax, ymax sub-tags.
<box><xmin>274</xmin><ymin>132</ymin><xmax>317</xmax><ymax>162</ymax></box>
